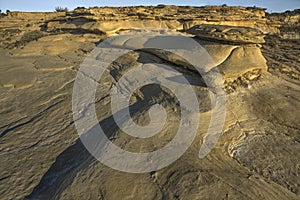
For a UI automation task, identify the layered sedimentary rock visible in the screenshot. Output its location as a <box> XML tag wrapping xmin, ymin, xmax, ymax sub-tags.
<box><xmin>0</xmin><ymin>5</ymin><xmax>299</xmax><ymax>200</ymax></box>
<box><xmin>49</xmin><ymin>5</ymin><xmax>268</xmax><ymax>34</ymax></box>
<box><xmin>0</xmin><ymin>5</ymin><xmax>294</xmax><ymax>49</ymax></box>
<box><xmin>0</xmin><ymin>5</ymin><xmax>268</xmax><ymax>39</ymax></box>
<box><xmin>187</xmin><ymin>24</ymin><xmax>265</xmax><ymax>44</ymax></box>
<box><xmin>267</xmin><ymin>9</ymin><xmax>300</xmax><ymax>39</ymax></box>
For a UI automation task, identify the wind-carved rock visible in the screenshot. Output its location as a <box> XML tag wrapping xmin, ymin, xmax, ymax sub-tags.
<box><xmin>185</xmin><ymin>24</ymin><xmax>267</xmax><ymax>92</ymax></box>
<box><xmin>186</xmin><ymin>24</ymin><xmax>265</xmax><ymax>44</ymax></box>
<box><xmin>0</xmin><ymin>5</ymin><xmax>299</xmax><ymax>200</ymax></box>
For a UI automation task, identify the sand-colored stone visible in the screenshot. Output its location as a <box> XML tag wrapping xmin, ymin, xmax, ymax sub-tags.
<box><xmin>217</xmin><ymin>46</ymin><xmax>268</xmax><ymax>81</ymax></box>
<box><xmin>187</xmin><ymin>24</ymin><xmax>265</xmax><ymax>44</ymax></box>
<box><xmin>0</xmin><ymin>5</ymin><xmax>299</xmax><ymax>200</ymax></box>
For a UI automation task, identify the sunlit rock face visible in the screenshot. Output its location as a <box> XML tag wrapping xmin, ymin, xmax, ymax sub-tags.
<box><xmin>187</xmin><ymin>24</ymin><xmax>265</xmax><ymax>44</ymax></box>
<box><xmin>0</xmin><ymin>5</ymin><xmax>299</xmax><ymax>200</ymax></box>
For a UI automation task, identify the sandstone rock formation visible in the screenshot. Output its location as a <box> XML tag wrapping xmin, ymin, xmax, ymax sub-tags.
<box><xmin>187</xmin><ymin>24</ymin><xmax>265</xmax><ymax>44</ymax></box>
<box><xmin>0</xmin><ymin>5</ymin><xmax>299</xmax><ymax>200</ymax></box>
<box><xmin>267</xmin><ymin>9</ymin><xmax>300</xmax><ymax>39</ymax></box>
<box><xmin>0</xmin><ymin>5</ymin><xmax>268</xmax><ymax>39</ymax></box>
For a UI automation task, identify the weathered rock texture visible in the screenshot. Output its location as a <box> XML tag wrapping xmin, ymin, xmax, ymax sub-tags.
<box><xmin>48</xmin><ymin>5</ymin><xmax>268</xmax><ymax>34</ymax></box>
<box><xmin>0</xmin><ymin>5</ymin><xmax>299</xmax><ymax>200</ymax></box>
<box><xmin>267</xmin><ymin>9</ymin><xmax>300</xmax><ymax>39</ymax></box>
<box><xmin>187</xmin><ymin>24</ymin><xmax>265</xmax><ymax>44</ymax></box>
<box><xmin>0</xmin><ymin>5</ymin><xmax>268</xmax><ymax>44</ymax></box>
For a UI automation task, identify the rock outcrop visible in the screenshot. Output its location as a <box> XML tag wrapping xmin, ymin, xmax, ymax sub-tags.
<box><xmin>59</xmin><ymin>5</ymin><xmax>268</xmax><ymax>34</ymax></box>
<box><xmin>267</xmin><ymin>9</ymin><xmax>300</xmax><ymax>39</ymax></box>
<box><xmin>0</xmin><ymin>5</ymin><xmax>268</xmax><ymax>40</ymax></box>
<box><xmin>187</xmin><ymin>24</ymin><xmax>265</xmax><ymax>44</ymax></box>
<box><xmin>0</xmin><ymin>5</ymin><xmax>299</xmax><ymax>200</ymax></box>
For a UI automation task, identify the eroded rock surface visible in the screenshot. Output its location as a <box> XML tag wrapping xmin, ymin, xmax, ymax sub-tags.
<box><xmin>0</xmin><ymin>5</ymin><xmax>299</xmax><ymax>200</ymax></box>
<box><xmin>187</xmin><ymin>24</ymin><xmax>265</xmax><ymax>44</ymax></box>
